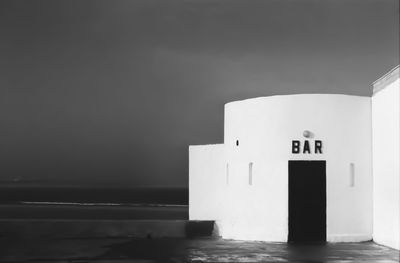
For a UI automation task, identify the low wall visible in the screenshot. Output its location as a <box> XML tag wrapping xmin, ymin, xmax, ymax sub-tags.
<box><xmin>189</xmin><ymin>144</ymin><xmax>225</xmax><ymax>221</ymax></box>
<box><xmin>0</xmin><ymin>219</ymin><xmax>216</xmax><ymax>239</ymax></box>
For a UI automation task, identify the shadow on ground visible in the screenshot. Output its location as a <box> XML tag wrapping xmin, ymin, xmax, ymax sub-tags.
<box><xmin>0</xmin><ymin>236</ymin><xmax>398</xmax><ymax>262</ymax></box>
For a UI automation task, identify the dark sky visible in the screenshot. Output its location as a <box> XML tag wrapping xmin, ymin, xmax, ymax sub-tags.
<box><xmin>0</xmin><ymin>0</ymin><xmax>398</xmax><ymax>188</ymax></box>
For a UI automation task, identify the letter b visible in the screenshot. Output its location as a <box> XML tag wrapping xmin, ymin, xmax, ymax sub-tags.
<box><xmin>292</xmin><ymin>140</ymin><xmax>300</xmax><ymax>154</ymax></box>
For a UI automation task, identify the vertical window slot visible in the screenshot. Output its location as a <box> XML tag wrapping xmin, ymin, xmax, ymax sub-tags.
<box><xmin>249</xmin><ymin>162</ymin><xmax>253</xmax><ymax>185</ymax></box>
<box><xmin>350</xmin><ymin>163</ymin><xmax>355</xmax><ymax>187</ymax></box>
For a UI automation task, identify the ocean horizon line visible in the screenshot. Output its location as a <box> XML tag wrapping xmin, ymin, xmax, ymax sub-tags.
<box><xmin>17</xmin><ymin>201</ymin><xmax>188</xmax><ymax>207</ymax></box>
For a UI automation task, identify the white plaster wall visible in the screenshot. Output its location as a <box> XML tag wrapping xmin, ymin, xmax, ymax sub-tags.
<box><xmin>222</xmin><ymin>94</ymin><xmax>373</xmax><ymax>242</ymax></box>
<box><xmin>372</xmin><ymin>78</ymin><xmax>400</xmax><ymax>250</ymax></box>
<box><xmin>189</xmin><ymin>144</ymin><xmax>226</xmax><ymax>222</ymax></box>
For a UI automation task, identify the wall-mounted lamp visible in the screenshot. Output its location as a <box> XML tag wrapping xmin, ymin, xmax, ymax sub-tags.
<box><xmin>303</xmin><ymin>130</ymin><xmax>314</xmax><ymax>138</ymax></box>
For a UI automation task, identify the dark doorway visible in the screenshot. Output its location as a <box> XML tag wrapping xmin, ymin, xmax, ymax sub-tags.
<box><xmin>288</xmin><ymin>160</ymin><xmax>326</xmax><ymax>243</ymax></box>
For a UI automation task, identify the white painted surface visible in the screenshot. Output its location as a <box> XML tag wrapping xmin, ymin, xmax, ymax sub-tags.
<box><xmin>372</xmin><ymin>77</ymin><xmax>400</xmax><ymax>250</ymax></box>
<box><xmin>189</xmin><ymin>94</ymin><xmax>373</xmax><ymax>242</ymax></box>
<box><xmin>189</xmin><ymin>144</ymin><xmax>225</xmax><ymax>222</ymax></box>
<box><xmin>222</xmin><ymin>94</ymin><xmax>372</xmax><ymax>242</ymax></box>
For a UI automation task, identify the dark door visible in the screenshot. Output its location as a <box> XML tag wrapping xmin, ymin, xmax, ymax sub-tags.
<box><xmin>288</xmin><ymin>160</ymin><xmax>326</xmax><ymax>243</ymax></box>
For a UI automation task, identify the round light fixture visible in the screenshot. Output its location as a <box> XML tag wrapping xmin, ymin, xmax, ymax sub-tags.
<box><xmin>303</xmin><ymin>130</ymin><xmax>313</xmax><ymax>138</ymax></box>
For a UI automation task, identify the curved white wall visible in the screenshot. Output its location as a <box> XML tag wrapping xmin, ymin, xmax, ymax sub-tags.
<box><xmin>220</xmin><ymin>94</ymin><xmax>372</xmax><ymax>242</ymax></box>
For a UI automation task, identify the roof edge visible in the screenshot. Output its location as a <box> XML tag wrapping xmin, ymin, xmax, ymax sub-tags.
<box><xmin>189</xmin><ymin>143</ymin><xmax>224</xmax><ymax>148</ymax></box>
<box><xmin>373</xmin><ymin>65</ymin><xmax>399</xmax><ymax>95</ymax></box>
<box><xmin>224</xmin><ymin>93</ymin><xmax>370</xmax><ymax>107</ymax></box>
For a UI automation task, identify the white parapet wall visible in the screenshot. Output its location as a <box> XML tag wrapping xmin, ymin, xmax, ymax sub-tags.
<box><xmin>189</xmin><ymin>144</ymin><xmax>226</xmax><ymax>223</ymax></box>
<box><xmin>372</xmin><ymin>66</ymin><xmax>400</xmax><ymax>250</ymax></box>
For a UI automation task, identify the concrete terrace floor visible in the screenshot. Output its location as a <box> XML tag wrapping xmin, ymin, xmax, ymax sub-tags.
<box><xmin>0</xmin><ymin>237</ymin><xmax>398</xmax><ymax>263</ymax></box>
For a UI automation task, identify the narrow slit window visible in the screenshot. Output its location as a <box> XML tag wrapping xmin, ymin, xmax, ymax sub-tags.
<box><xmin>249</xmin><ymin>162</ymin><xmax>253</xmax><ymax>185</ymax></box>
<box><xmin>226</xmin><ymin>163</ymin><xmax>229</xmax><ymax>185</ymax></box>
<box><xmin>350</xmin><ymin>163</ymin><xmax>355</xmax><ymax>187</ymax></box>
<box><xmin>236</xmin><ymin>140</ymin><xmax>239</xmax><ymax>146</ymax></box>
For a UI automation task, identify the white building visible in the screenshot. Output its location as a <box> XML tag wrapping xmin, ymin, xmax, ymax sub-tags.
<box><xmin>189</xmin><ymin>66</ymin><xmax>399</xmax><ymax>250</ymax></box>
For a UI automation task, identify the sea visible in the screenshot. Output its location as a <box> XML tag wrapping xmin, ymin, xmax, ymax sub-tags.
<box><xmin>0</xmin><ymin>186</ymin><xmax>188</xmax><ymax>220</ymax></box>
